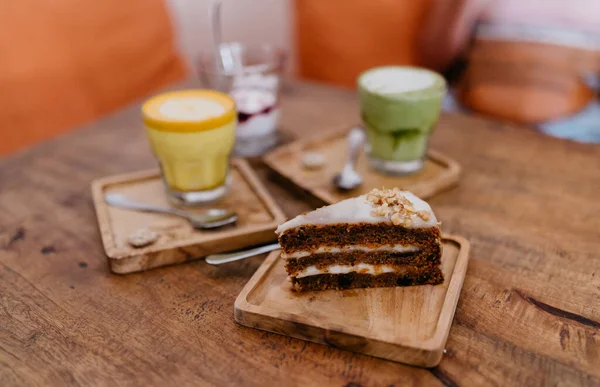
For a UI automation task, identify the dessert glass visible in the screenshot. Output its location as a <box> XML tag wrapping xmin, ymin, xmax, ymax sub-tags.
<box><xmin>142</xmin><ymin>90</ymin><xmax>236</xmax><ymax>205</ymax></box>
<box><xmin>358</xmin><ymin>66</ymin><xmax>446</xmax><ymax>175</ymax></box>
<box><xmin>197</xmin><ymin>43</ymin><xmax>286</xmax><ymax>157</ymax></box>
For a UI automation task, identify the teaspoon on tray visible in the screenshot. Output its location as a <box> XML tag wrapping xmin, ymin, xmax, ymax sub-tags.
<box><xmin>332</xmin><ymin>127</ymin><xmax>365</xmax><ymax>191</ymax></box>
<box><xmin>104</xmin><ymin>193</ymin><xmax>238</xmax><ymax>229</ymax></box>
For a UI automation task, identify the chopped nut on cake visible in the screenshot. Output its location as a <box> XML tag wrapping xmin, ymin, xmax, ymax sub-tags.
<box><xmin>417</xmin><ymin>210</ymin><xmax>431</xmax><ymax>221</ymax></box>
<box><xmin>366</xmin><ymin>188</ymin><xmax>431</xmax><ymax>226</ymax></box>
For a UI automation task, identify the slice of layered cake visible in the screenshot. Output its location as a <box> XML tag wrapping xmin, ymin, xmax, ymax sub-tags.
<box><xmin>276</xmin><ymin>188</ymin><xmax>443</xmax><ymax>291</ymax></box>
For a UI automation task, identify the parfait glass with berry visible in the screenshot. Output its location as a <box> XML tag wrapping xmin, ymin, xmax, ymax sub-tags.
<box><xmin>197</xmin><ymin>43</ymin><xmax>286</xmax><ymax>157</ymax></box>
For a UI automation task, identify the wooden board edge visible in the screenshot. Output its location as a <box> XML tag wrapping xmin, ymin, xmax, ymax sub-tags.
<box><xmin>233</xmin><ymin>235</ymin><xmax>471</xmax><ymax>367</ymax></box>
<box><xmin>425</xmin><ymin>234</ymin><xmax>471</xmax><ymax>351</ymax></box>
<box><xmin>265</xmin><ymin>151</ymin><xmax>460</xmax><ymax>205</ymax></box>
<box><xmin>90</xmin><ymin>178</ymin><xmax>119</xmax><ymax>258</ymax></box>
<box><xmin>263</xmin><ymin>125</ymin><xmax>350</xmax><ymax>205</ymax></box>
<box><xmin>235</xmin><ymin>303</ymin><xmax>443</xmax><ymax>367</ymax></box>
<box><xmin>91</xmin><ymin>162</ymin><xmax>284</xmax><ymax>261</ymax></box>
<box><xmin>428</xmin><ymin>149</ymin><xmax>462</xmax><ymax>177</ymax></box>
<box><xmin>234</xmin><ymin>250</ymin><xmax>282</xmax><ymax>313</ymax></box>
<box><xmin>92</xmin><ymin>169</ymin><xmax>160</xmax><ymax>187</ymax></box>
<box><xmin>91</xmin><ymin>163</ymin><xmax>285</xmax><ymax>273</ymax></box>
<box><xmin>233</xmin><ymin>158</ymin><xmax>287</xmax><ymax>224</ymax></box>
<box><xmin>263</xmin><ymin>125</ymin><xmax>348</xmax><ymax>178</ymax></box>
<box><xmin>263</xmin><ymin>126</ymin><xmax>461</xmax><ymax>204</ymax></box>
<box><xmin>91</xmin><ymin>169</ymin><xmax>169</xmax><ymax>259</ymax></box>
<box><xmin>264</xmin><ymin>125</ymin><xmax>349</xmax><ymax>164</ymax></box>
<box><xmin>234</xmin><ymin>266</ymin><xmax>443</xmax><ymax>367</ymax></box>
<box><xmin>105</xmin><ymin>220</ymin><xmax>281</xmax><ymax>261</ymax></box>
<box><xmin>410</xmin><ymin>149</ymin><xmax>462</xmax><ymax>200</ymax></box>
<box><xmin>109</xmin><ymin>227</ymin><xmax>278</xmax><ymax>274</ymax></box>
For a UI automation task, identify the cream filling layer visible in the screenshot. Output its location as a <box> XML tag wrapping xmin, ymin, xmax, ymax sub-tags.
<box><xmin>282</xmin><ymin>244</ymin><xmax>419</xmax><ymax>259</ymax></box>
<box><xmin>295</xmin><ymin>263</ymin><xmax>408</xmax><ymax>278</ymax></box>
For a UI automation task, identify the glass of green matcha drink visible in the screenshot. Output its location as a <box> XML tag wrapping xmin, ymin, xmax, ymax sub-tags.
<box><xmin>358</xmin><ymin>66</ymin><xmax>446</xmax><ymax>175</ymax></box>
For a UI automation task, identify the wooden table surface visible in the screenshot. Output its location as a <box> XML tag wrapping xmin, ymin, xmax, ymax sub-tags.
<box><xmin>1</xmin><ymin>79</ymin><xmax>599</xmax><ymax>387</ymax></box>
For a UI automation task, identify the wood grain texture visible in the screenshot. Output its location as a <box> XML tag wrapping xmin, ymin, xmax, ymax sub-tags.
<box><xmin>0</xmin><ymin>79</ymin><xmax>599</xmax><ymax>386</ymax></box>
<box><xmin>235</xmin><ymin>236</ymin><xmax>470</xmax><ymax>368</ymax></box>
<box><xmin>91</xmin><ymin>160</ymin><xmax>286</xmax><ymax>274</ymax></box>
<box><xmin>264</xmin><ymin>126</ymin><xmax>461</xmax><ymax>203</ymax></box>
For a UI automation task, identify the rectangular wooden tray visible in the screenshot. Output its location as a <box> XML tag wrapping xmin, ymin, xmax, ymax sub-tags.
<box><xmin>264</xmin><ymin>126</ymin><xmax>461</xmax><ymax>204</ymax></box>
<box><xmin>92</xmin><ymin>159</ymin><xmax>286</xmax><ymax>274</ymax></box>
<box><xmin>234</xmin><ymin>235</ymin><xmax>470</xmax><ymax>367</ymax></box>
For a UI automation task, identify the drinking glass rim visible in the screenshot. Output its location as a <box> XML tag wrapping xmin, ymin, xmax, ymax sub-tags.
<box><xmin>197</xmin><ymin>43</ymin><xmax>287</xmax><ymax>76</ymax></box>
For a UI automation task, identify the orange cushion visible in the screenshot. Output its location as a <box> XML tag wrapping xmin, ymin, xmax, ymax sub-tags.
<box><xmin>0</xmin><ymin>0</ymin><xmax>186</xmax><ymax>155</ymax></box>
<box><xmin>295</xmin><ymin>0</ymin><xmax>431</xmax><ymax>87</ymax></box>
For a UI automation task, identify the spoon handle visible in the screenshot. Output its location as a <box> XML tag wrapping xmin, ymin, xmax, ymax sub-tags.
<box><xmin>210</xmin><ymin>0</ymin><xmax>224</xmax><ymax>69</ymax></box>
<box><xmin>205</xmin><ymin>243</ymin><xmax>281</xmax><ymax>265</ymax></box>
<box><xmin>347</xmin><ymin>127</ymin><xmax>365</xmax><ymax>166</ymax></box>
<box><xmin>105</xmin><ymin>193</ymin><xmax>182</xmax><ymax>217</ymax></box>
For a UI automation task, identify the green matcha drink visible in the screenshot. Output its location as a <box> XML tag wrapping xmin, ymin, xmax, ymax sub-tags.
<box><xmin>358</xmin><ymin>66</ymin><xmax>446</xmax><ymax>175</ymax></box>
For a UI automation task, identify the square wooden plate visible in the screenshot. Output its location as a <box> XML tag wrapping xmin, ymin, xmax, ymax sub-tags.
<box><xmin>264</xmin><ymin>126</ymin><xmax>461</xmax><ymax>204</ymax></box>
<box><xmin>234</xmin><ymin>235</ymin><xmax>470</xmax><ymax>367</ymax></box>
<box><xmin>91</xmin><ymin>159</ymin><xmax>286</xmax><ymax>274</ymax></box>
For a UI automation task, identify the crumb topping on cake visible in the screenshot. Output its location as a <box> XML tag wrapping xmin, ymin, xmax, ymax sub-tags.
<box><xmin>366</xmin><ymin>188</ymin><xmax>431</xmax><ymax>227</ymax></box>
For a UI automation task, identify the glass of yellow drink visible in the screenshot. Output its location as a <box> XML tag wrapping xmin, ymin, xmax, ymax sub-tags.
<box><xmin>142</xmin><ymin>90</ymin><xmax>236</xmax><ymax>205</ymax></box>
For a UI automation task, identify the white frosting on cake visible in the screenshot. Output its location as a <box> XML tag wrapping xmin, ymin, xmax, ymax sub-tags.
<box><xmin>276</xmin><ymin>191</ymin><xmax>437</xmax><ymax>234</ymax></box>
<box><xmin>282</xmin><ymin>244</ymin><xmax>419</xmax><ymax>259</ymax></box>
<box><xmin>295</xmin><ymin>263</ymin><xmax>407</xmax><ymax>278</ymax></box>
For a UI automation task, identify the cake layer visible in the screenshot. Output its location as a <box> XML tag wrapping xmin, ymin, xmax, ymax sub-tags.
<box><xmin>294</xmin><ymin>262</ymin><xmax>442</xmax><ymax>278</ymax></box>
<box><xmin>279</xmin><ymin>223</ymin><xmax>441</xmax><ymax>254</ymax></box>
<box><xmin>282</xmin><ymin>244</ymin><xmax>419</xmax><ymax>259</ymax></box>
<box><xmin>285</xmin><ymin>247</ymin><xmax>441</xmax><ymax>276</ymax></box>
<box><xmin>291</xmin><ymin>269</ymin><xmax>444</xmax><ymax>291</ymax></box>
<box><xmin>295</xmin><ymin>263</ymin><xmax>398</xmax><ymax>278</ymax></box>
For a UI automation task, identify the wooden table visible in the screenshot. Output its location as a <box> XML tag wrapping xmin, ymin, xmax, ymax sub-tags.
<box><xmin>1</xmin><ymin>80</ymin><xmax>599</xmax><ymax>387</ymax></box>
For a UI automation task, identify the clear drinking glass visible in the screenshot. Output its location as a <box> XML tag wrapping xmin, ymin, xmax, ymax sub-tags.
<box><xmin>197</xmin><ymin>43</ymin><xmax>286</xmax><ymax>157</ymax></box>
<box><xmin>142</xmin><ymin>90</ymin><xmax>237</xmax><ymax>206</ymax></box>
<box><xmin>358</xmin><ymin>66</ymin><xmax>446</xmax><ymax>175</ymax></box>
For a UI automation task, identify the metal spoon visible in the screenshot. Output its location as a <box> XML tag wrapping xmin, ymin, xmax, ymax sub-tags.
<box><xmin>332</xmin><ymin>127</ymin><xmax>366</xmax><ymax>191</ymax></box>
<box><xmin>210</xmin><ymin>0</ymin><xmax>228</xmax><ymax>71</ymax></box>
<box><xmin>205</xmin><ymin>242</ymin><xmax>281</xmax><ymax>265</ymax></box>
<box><xmin>104</xmin><ymin>193</ymin><xmax>238</xmax><ymax>229</ymax></box>
<box><xmin>210</xmin><ymin>0</ymin><xmax>242</xmax><ymax>73</ymax></box>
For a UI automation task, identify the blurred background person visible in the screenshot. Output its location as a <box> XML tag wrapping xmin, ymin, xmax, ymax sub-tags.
<box><xmin>295</xmin><ymin>0</ymin><xmax>600</xmax><ymax>142</ymax></box>
<box><xmin>420</xmin><ymin>0</ymin><xmax>600</xmax><ymax>142</ymax></box>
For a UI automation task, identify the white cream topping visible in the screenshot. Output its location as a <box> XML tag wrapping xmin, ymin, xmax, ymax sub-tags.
<box><xmin>360</xmin><ymin>67</ymin><xmax>436</xmax><ymax>94</ymax></box>
<box><xmin>158</xmin><ymin>97</ymin><xmax>226</xmax><ymax>121</ymax></box>
<box><xmin>295</xmin><ymin>263</ymin><xmax>407</xmax><ymax>278</ymax></box>
<box><xmin>282</xmin><ymin>244</ymin><xmax>419</xmax><ymax>259</ymax></box>
<box><xmin>276</xmin><ymin>191</ymin><xmax>437</xmax><ymax>234</ymax></box>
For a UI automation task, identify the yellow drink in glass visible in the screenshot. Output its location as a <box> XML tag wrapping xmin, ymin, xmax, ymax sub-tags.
<box><xmin>142</xmin><ymin>90</ymin><xmax>236</xmax><ymax>205</ymax></box>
